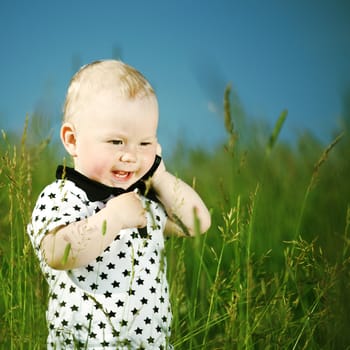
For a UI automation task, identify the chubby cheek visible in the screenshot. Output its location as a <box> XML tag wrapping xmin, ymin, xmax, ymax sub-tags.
<box><xmin>78</xmin><ymin>149</ymin><xmax>111</xmax><ymax>181</ymax></box>
<box><xmin>140</xmin><ymin>152</ymin><xmax>157</xmax><ymax>176</ymax></box>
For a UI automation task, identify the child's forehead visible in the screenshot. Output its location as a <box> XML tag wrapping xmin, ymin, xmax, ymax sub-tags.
<box><xmin>75</xmin><ymin>92</ymin><xmax>159</xmax><ymax>126</ymax></box>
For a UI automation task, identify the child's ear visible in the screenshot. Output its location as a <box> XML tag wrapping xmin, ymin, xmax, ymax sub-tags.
<box><xmin>60</xmin><ymin>122</ymin><xmax>77</xmax><ymax>157</ymax></box>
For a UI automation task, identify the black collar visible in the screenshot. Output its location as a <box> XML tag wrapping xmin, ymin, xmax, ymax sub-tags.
<box><xmin>56</xmin><ymin>155</ymin><xmax>161</xmax><ymax>202</ymax></box>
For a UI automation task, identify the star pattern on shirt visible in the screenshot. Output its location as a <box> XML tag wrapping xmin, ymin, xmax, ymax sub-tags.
<box><xmin>27</xmin><ymin>177</ymin><xmax>172</xmax><ymax>349</ymax></box>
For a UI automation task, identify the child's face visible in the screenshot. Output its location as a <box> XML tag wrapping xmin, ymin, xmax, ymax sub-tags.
<box><xmin>64</xmin><ymin>91</ymin><xmax>159</xmax><ymax>189</ymax></box>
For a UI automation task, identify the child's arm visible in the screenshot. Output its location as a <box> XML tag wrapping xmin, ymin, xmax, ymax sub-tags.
<box><xmin>41</xmin><ymin>192</ymin><xmax>146</xmax><ymax>270</ymax></box>
<box><xmin>152</xmin><ymin>156</ymin><xmax>211</xmax><ymax>236</ymax></box>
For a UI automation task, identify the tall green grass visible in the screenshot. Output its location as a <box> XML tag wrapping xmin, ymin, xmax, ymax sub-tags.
<box><xmin>1</xmin><ymin>88</ymin><xmax>350</xmax><ymax>349</ymax></box>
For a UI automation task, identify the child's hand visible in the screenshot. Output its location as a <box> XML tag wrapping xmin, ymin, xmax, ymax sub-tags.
<box><xmin>107</xmin><ymin>192</ymin><xmax>147</xmax><ymax>229</ymax></box>
<box><xmin>42</xmin><ymin>191</ymin><xmax>147</xmax><ymax>270</ymax></box>
<box><xmin>152</xmin><ymin>143</ymin><xmax>167</xmax><ymax>185</ymax></box>
<box><xmin>150</xmin><ymin>143</ymin><xmax>211</xmax><ymax>236</ymax></box>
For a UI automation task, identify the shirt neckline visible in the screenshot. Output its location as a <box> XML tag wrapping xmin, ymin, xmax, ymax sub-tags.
<box><xmin>56</xmin><ymin>155</ymin><xmax>161</xmax><ymax>202</ymax></box>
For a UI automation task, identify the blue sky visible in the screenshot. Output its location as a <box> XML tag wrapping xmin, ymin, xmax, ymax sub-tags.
<box><xmin>1</xmin><ymin>0</ymin><xmax>349</xmax><ymax>155</ymax></box>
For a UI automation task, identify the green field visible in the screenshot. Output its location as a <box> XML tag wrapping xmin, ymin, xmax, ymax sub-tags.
<box><xmin>1</xmin><ymin>87</ymin><xmax>350</xmax><ymax>349</ymax></box>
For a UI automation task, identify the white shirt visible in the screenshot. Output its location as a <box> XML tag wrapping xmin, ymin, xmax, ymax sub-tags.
<box><xmin>28</xmin><ymin>176</ymin><xmax>172</xmax><ymax>350</ymax></box>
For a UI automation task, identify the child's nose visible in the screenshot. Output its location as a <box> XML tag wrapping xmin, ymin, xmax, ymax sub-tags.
<box><xmin>120</xmin><ymin>146</ymin><xmax>137</xmax><ymax>163</ymax></box>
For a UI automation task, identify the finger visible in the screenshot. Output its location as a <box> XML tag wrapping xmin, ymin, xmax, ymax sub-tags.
<box><xmin>156</xmin><ymin>143</ymin><xmax>162</xmax><ymax>156</ymax></box>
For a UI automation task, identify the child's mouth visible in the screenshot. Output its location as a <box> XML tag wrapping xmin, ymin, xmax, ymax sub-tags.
<box><xmin>113</xmin><ymin>170</ymin><xmax>133</xmax><ymax>181</ymax></box>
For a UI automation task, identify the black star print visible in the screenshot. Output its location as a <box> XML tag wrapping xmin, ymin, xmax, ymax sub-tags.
<box><xmin>71</xmin><ymin>304</ymin><xmax>79</xmax><ymax>311</ymax></box>
<box><xmin>39</xmin><ymin>204</ymin><xmax>46</xmax><ymax>210</ymax></box>
<box><xmin>128</xmin><ymin>288</ymin><xmax>135</xmax><ymax>296</ymax></box>
<box><xmin>101</xmin><ymin>340</ymin><xmax>109</xmax><ymax>346</ymax></box>
<box><xmin>48</xmin><ymin>193</ymin><xmax>56</xmax><ymax>199</ymax></box>
<box><xmin>150</xmin><ymin>286</ymin><xmax>156</xmax><ymax>294</ymax></box>
<box><xmin>89</xmin><ymin>332</ymin><xmax>97</xmax><ymax>338</ymax></box>
<box><xmin>73</xmin><ymin>204</ymin><xmax>81</xmax><ymax>211</ymax></box>
<box><xmin>120</xmin><ymin>319</ymin><xmax>128</xmax><ymax>327</ymax></box>
<box><xmin>90</xmin><ymin>283</ymin><xmax>98</xmax><ymax>290</ymax></box>
<box><xmin>117</xmin><ymin>251</ymin><xmax>126</xmax><ymax>259</ymax></box>
<box><xmin>159</xmin><ymin>296</ymin><xmax>165</xmax><ymax>303</ymax></box>
<box><xmin>131</xmin><ymin>231</ymin><xmax>139</xmax><ymax>239</ymax></box>
<box><xmin>144</xmin><ymin>317</ymin><xmax>151</xmax><ymax>324</ymax></box>
<box><xmin>136</xmin><ymin>277</ymin><xmax>144</xmax><ymax>285</ymax></box>
<box><xmin>107</xmin><ymin>262</ymin><xmax>115</xmax><ymax>269</ymax></box>
<box><xmin>74</xmin><ymin>323</ymin><xmax>82</xmax><ymax>330</ymax></box>
<box><xmin>96</xmin><ymin>256</ymin><xmax>103</xmax><ymax>262</ymax></box>
<box><xmin>116</xmin><ymin>299</ymin><xmax>124</xmax><ymax>307</ymax></box>
<box><xmin>112</xmin><ymin>330</ymin><xmax>120</xmax><ymax>337</ymax></box>
<box><xmin>126</xmin><ymin>240</ymin><xmax>132</xmax><ymax>247</ymax></box>
<box><xmin>86</xmin><ymin>313</ymin><xmax>93</xmax><ymax>320</ymax></box>
<box><xmin>153</xmin><ymin>306</ymin><xmax>159</xmax><ymax>313</ymax></box>
<box><xmin>149</xmin><ymin>257</ymin><xmax>155</xmax><ymax>264</ymax></box>
<box><xmin>59</xmin><ymin>301</ymin><xmax>66</xmax><ymax>307</ymax></box>
<box><xmin>64</xmin><ymin>338</ymin><xmax>72</xmax><ymax>345</ymax></box>
<box><xmin>61</xmin><ymin>319</ymin><xmax>68</xmax><ymax>326</ymax></box>
<box><xmin>140</xmin><ymin>297</ymin><xmax>148</xmax><ymax>305</ymax></box>
<box><xmin>69</xmin><ymin>286</ymin><xmax>76</xmax><ymax>293</ymax></box>
<box><xmin>147</xmin><ymin>336</ymin><xmax>155</xmax><ymax>344</ymax></box>
<box><xmin>100</xmin><ymin>272</ymin><xmax>108</xmax><ymax>280</ymax></box>
<box><xmin>108</xmin><ymin>310</ymin><xmax>116</xmax><ymax>318</ymax></box>
<box><xmin>98</xmin><ymin>321</ymin><xmax>106</xmax><ymax>329</ymax></box>
<box><xmin>135</xmin><ymin>327</ymin><xmax>143</xmax><ymax>335</ymax></box>
<box><xmin>122</xmin><ymin>269</ymin><xmax>130</xmax><ymax>277</ymax></box>
<box><xmin>104</xmin><ymin>291</ymin><xmax>112</xmax><ymax>298</ymax></box>
<box><xmin>86</xmin><ymin>264</ymin><xmax>94</xmax><ymax>272</ymax></box>
<box><xmin>78</xmin><ymin>275</ymin><xmax>86</xmax><ymax>282</ymax></box>
<box><xmin>111</xmin><ymin>280</ymin><xmax>120</xmax><ymax>288</ymax></box>
<box><xmin>59</xmin><ymin>282</ymin><xmax>66</xmax><ymax>289</ymax></box>
<box><xmin>131</xmin><ymin>307</ymin><xmax>139</xmax><ymax>315</ymax></box>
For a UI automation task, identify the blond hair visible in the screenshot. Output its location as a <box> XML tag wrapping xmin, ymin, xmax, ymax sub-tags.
<box><xmin>63</xmin><ymin>60</ymin><xmax>155</xmax><ymax>122</ymax></box>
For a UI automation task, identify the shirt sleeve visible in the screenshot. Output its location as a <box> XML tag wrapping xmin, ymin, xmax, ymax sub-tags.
<box><xmin>27</xmin><ymin>180</ymin><xmax>90</xmax><ymax>253</ymax></box>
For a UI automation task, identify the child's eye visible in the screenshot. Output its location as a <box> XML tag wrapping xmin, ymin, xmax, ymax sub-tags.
<box><xmin>109</xmin><ymin>140</ymin><xmax>123</xmax><ymax>145</ymax></box>
<box><xmin>140</xmin><ymin>142</ymin><xmax>152</xmax><ymax>147</ymax></box>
